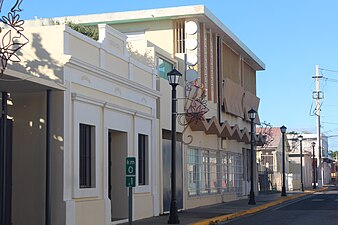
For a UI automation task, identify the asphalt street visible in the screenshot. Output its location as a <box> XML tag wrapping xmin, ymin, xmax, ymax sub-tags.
<box><xmin>221</xmin><ymin>187</ymin><xmax>338</xmax><ymax>225</ymax></box>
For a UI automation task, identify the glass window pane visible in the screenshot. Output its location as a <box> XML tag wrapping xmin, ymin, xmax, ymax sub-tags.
<box><xmin>79</xmin><ymin>123</ymin><xmax>95</xmax><ymax>189</ymax></box>
<box><xmin>158</xmin><ymin>57</ymin><xmax>173</xmax><ymax>79</ymax></box>
<box><xmin>138</xmin><ymin>134</ymin><xmax>148</xmax><ymax>185</ymax></box>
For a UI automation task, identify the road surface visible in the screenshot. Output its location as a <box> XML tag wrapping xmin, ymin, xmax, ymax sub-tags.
<box><xmin>222</xmin><ymin>187</ymin><xmax>338</xmax><ymax>225</ymax></box>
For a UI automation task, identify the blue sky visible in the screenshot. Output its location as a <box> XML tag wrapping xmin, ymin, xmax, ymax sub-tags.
<box><xmin>14</xmin><ymin>0</ymin><xmax>338</xmax><ymax>149</ymax></box>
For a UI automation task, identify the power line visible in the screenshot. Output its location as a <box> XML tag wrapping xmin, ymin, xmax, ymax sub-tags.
<box><xmin>322</xmin><ymin>121</ymin><xmax>338</xmax><ymax>125</ymax></box>
<box><xmin>324</xmin><ymin>77</ymin><xmax>338</xmax><ymax>83</ymax></box>
<box><xmin>320</xmin><ymin>67</ymin><xmax>338</xmax><ymax>73</ymax></box>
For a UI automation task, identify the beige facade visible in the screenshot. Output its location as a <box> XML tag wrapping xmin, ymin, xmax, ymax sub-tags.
<box><xmin>3</xmin><ymin>23</ymin><xmax>160</xmax><ymax>225</ymax></box>
<box><xmin>45</xmin><ymin>5</ymin><xmax>265</xmax><ymax>214</ymax></box>
<box><xmin>2</xmin><ymin>5</ymin><xmax>266</xmax><ymax>225</ymax></box>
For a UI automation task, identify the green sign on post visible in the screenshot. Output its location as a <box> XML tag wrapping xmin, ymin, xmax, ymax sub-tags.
<box><xmin>126</xmin><ymin>176</ymin><xmax>136</xmax><ymax>187</ymax></box>
<box><xmin>126</xmin><ymin>157</ymin><xmax>136</xmax><ymax>187</ymax></box>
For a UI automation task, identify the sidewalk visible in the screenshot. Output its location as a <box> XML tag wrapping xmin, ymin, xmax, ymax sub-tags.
<box><xmin>121</xmin><ymin>190</ymin><xmax>313</xmax><ymax>225</ymax></box>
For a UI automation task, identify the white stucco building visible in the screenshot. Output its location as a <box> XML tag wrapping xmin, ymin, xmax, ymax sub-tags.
<box><xmin>287</xmin><ymin>133</ymin><xmax>331</xmax><ymax>188</ymax></box>
<box><xmin>1</xmin><ymin>23</ymin><xmax>160</xmax><ymax>225</ymax></box>
<box><xmin>49</xmin><ymin>3</ymin><xmax>265</xmax><ymax>209</ymax></box>
<box><xmin>1</xmin><ymin>5</ymin><xmax>265</xmax><ymax>225</ymax></box>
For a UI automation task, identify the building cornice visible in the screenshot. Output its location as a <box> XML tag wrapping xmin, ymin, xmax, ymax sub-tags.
<box><xmin>27</xmin><ymin>5</ymin><xmax>265</xmax><ymax>71</ymax></box>
<box><xmin>66</xmin><ymin>57</ymin><xmax>161</xmax><ymax>99</ymax></box>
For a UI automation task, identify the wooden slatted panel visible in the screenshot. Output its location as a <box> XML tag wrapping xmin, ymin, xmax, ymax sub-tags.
<box><xmin>243</xmin><ymin>61</ymin><xmax>256</xmax><ymax>95</ymax></box>
<box><xmin>230</xmin><ymin>50</ymin><xmax>240</xmax><ymax>84</ymax></box>
<box><xmin>213</xmin><ymin>33</ymin><xmax>217</xmax><ymax>103</ymax></box>
<box><xmin>240</xmin><ymin>59</ymin><xmax>244</xmax><ymax>88</ymax></box>
<box><xmin>219</xmin><ymin>38</ymin><xmax>223</xmax><ymax>106</ymax></box>
<box><xmin>173</xmin><ymin>21</ymin><xmax>177</xmax><ymax>55</ymax></box>
<box><xmin>222</xmin><ymin>42</ymin><xmax>230</xmax><ymax>82</ymax></box>
<box><xmin>178</xmin><ymin>21</ymin><xmax>182</xmax><ymax>53</ymax></box>
<box><xmin>222</xmin><ymin>42</ymin><xmax>240</xmax><ymax>84</ymax></box>
<box><xmin>207</xmin><ymin>30</ymin><xmax>211</xmax><ymax>100</ymax></box>
<box><xmin>200</xmin><ymin>23</ymin><xmax>205</xmax><ymax>87</ymax></box>
<box><xmin>173</xmin><ymin>20</ymin><xmax>185</xmax><ymax>54</ymax></box>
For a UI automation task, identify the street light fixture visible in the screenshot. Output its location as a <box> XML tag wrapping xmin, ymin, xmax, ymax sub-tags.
<box><xmin>298</xmin><ymin>135</ymin><xmax>304</xmax><ymax>192</ymax></box>
<box><xmin>248</xmin><ymin>108</ymin><xmax>256</xmax><ymax>205</ymax></box>
<box><xmin>167</xmin><ymin>68</ymin><xmax>182</xmax><ymax>224</ymax></box>
<box><xmin>311</xmin><ymin>142</ymin><xmax>316</xmax><ymax>189</ymax></box>
<box><xmin>280</xmin><ymin>125</ymin><xmax>287</xmax><ymax>197</ymax></box>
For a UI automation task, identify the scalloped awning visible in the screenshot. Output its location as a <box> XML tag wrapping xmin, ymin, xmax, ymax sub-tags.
<box><xmin>189</xmin><ymin>116</ymin><xmax>264</xmax><ymax>144</ymax></box>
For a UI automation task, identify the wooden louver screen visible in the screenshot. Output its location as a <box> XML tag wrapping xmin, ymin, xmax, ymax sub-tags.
<box><xmin>243</xmin><ymin>62</ymin><xmax>256</xmax><ymax>95</ymax></box>
<box><xmin>222</xmin><ymin>43</ymin><xmax>240</xmax><ymax>84</ymax></box>
<box><xmin>174</xmin><ymin>20</ymin><xmax>185</xmax><ymax>54</ymax></box>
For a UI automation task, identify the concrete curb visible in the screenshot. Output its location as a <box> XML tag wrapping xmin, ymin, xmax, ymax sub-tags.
<box><xmin>189</xmin><ymin>188</ymin><xmax>327</xmax><ymax>225</ymax></box>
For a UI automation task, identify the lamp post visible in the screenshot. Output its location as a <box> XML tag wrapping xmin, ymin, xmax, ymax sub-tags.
<box><xmin>311</xmin><ymin>142</ymin><xmax>316</xmax><ymax>189</ymax></box>
<box><xmin>280</xmin><ymin>125</ymin><xmax>287</xmax><ymax>197</ymax></box>
<box><xmin>167</xmin><ymin>68</ymin><xmax>182</xmax><ymax>224</ymax></box>
<box><xmin>248</xmin><ymin>109</ymin><xmax>256</xmax><ymax>205</ymax></box>
<box><xmin>298</xmin><ymin>135</ymin><xmax>304</xmax><ymax>192</ymax></box>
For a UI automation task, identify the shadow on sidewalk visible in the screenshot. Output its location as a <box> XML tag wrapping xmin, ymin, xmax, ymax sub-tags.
<box><xmin>120</xmin><ymin>191</ymin><xmax>307</xmax><ymax>225</ymax></box>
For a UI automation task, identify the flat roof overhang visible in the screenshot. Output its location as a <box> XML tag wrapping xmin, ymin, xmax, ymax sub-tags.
<box><xmin>0</xmin><ymin>68</ymin><xmax>65</xmax><ymax>93</ymax></box>
<box><xmin>29</xmin><ymin>5</ymin><xmax>265</xmax><ymax>71</ymax></box>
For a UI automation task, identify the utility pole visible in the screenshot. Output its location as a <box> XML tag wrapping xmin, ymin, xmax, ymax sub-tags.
<box><xmin>313</xmin><ymin>65</ymin><xmax>323</xmax><ymax>188</ymax></box>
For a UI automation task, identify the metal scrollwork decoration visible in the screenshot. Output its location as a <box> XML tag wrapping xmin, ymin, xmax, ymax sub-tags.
<box><xmin>0</xmin><ymin>0</ymin><xmax>28</xmax><ymax>74</ymax></box>
<box><xmin>178</xmin><ymin>80</ymin><xmax>209</xmax><ymax>145</ymax></box>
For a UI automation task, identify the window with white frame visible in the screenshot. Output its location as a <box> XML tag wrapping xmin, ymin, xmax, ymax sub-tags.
<box><xmin>187</xmin><ymin>148</ymin><xmax>222</xmax><ymax>196</ymax></box>
<box><xmin>234</xmin><ymin>153</ymin><xmax>243</xmax><ymax>196</ymax></box>
<box><xmin>138</xmin><ymin>134</ymin><xmax>149</xmax><ymax>185</ymax></box>
<box><xmin>221</xmin><ymin>153</ymin><xmax>228</xmax><ymax>190</ymax></box>
<box><xmin>187</xmin><ymin>148</ymin><xmax>199</xmax><ymax>196</ymax></box>
<box><xmin>209</xmin><ymin>151</ymin><xmax>219</xmax><ymax>194</ymax></box>
<box><xmin>188</xmin><ymin>149</ymin><xmax>244</xmax><ymax>197</ymax></box>
<box><xmin>200</xmin><ymin>150</ymin><xmax>209</xmax><ymax>194</ymax></box>
<box><xmin>221</xmin><ymin>152</ymin><xmax>243</xmax><ymax>197</ymax></box>
<box><xmin>261</xmin><ymin>151</ymin><xmax>273</xmax><ymax>172</ymax></box>
<box><xmin>79</xmin><ymin>123</ymin><xmax>96</xmax><ymax>189</ymax></box>
<box><xmin>245</xmin><ymin>149</ymin><xmax>250</xmax><ymax>181</ymax></box>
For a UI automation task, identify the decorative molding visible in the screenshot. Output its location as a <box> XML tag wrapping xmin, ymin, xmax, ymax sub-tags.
<box><xmin>67</xmin><ymin>57</ymin><xmax>161</xmax><ymax>98</ymax></box>
<box><xmin>72</xmin><ymin>92</ymin><xmax>155</xmax><ymax>120</ymax></box>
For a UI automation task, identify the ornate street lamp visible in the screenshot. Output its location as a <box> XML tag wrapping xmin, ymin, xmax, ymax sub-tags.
<box><xmin>167</xmin><ymin>68</ymin><xmax>182</xmax><ymax>224</ymax></box>
<box><xmin>280</xmin><ymin>125</ymin><xmax>287</xmax><ymax>197</ymax></box>
<box><xmin>298</xmin><ymin>135</ymin><xmax>304</xmax><ymax>192</ymax></box>
<box><xmin>311</xmin><ymin>142</ymin><xmax>316</xmax><ymax>189</ymax></box>
<box><xmin>248</xmin><ymin>108</ymin><xmax>256</xmax><ymax>205</ymax></box>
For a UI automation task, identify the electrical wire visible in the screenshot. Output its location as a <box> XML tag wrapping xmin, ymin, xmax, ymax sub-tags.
<box><xmin>325</xmin><ymin>77</ymin><xmax>338</xmax><ymax>83</ymax></box>
<box><xmin>322</xmin><ymin>121</ymin><xmax>338</xmax><ymax>125</ymax></box>
<box><xmin>320</xmin><ymin>67</ymin><xmax>338</xmax><ymax>73</ymax></box>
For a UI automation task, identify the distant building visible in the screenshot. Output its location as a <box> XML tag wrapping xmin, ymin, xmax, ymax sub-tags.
<box><xmin>256</xmin><ymin>127</ymin><xmax>290</xmax><ymax>192</ymax></box>
<box><xmin>287</xmin><ymin>133</ymin><xmax>331</xmax><ymax>187</ymax></box>
<box><xmin>286</xmin><ymin>133</ymin><xmax>313</xmax><ymax>189</ymax></box>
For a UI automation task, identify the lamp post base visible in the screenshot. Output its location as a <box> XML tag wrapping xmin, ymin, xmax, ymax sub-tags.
<box><xmin>168</xmin><ymin>201</ymin><xmax>180</xmax><ymax>224</ymax></box>
<box><xmin>248</xmin><ymin>191</ymin><xmax>256</xmax><ymax>205</ymax></box>
<box><xmin>281</xmin><ymin>187</ymin><xmax>287</xmax><ymax>196</ymax></box>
